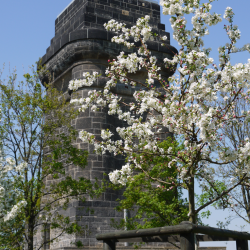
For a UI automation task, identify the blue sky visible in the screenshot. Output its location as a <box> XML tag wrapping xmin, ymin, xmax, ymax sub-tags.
<box><xmin>1</xmin><ymin>1</ymin><xmax>250</xmax><ymax>249</ymax></box>
<box><xmin>0</xmin><ymin>0</ymin><xmax>249</xmax><ymax>76</ymax></box>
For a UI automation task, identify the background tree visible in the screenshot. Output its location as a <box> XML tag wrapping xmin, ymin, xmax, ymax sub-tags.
<box><xmin>0</xmin><ymin>65</ymin><xmax>98</xmax><ymax>250</ymax></box>
<box><xmin>213</xmin><ymin>90</ymin><xmax>250</xmax><ymax>227</ymax></box>
<box><xmin>69</xmin><ymin>0</ymin><xmax>250</xmax><ymax>226</ymax></box>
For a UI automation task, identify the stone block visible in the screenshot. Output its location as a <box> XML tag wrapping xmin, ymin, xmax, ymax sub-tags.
<box><xmin>88</xmin><ymin>144</ymin><xmax>95</xmax><ymax>154</ymax></box>
<box><xmin>90</xmin><ymin>171</ymin><xmax>104</xmax><ymax>180</ymax></box>
<box><xmin>110</xmin><ymin>201</ymin><xmax>119</xmax><ymax>207</ymax></box>
<box><xmin>124</xmin><ymin>0</ymin><xmax>137</xmax><ymax>5</ymax></box>
<box><xmin>96</xmin><ymin>8</ymin><xmax>112</xmax><ymax>18</ymax></box>
<box><xmin>151</xmin><ymin>2</ymin><xmax>160</xmax><ymax>11</ymax></box>
<box><xmin>79</xmin><ymin>216</ymin><xmax>95</xmax><ymax>223</ymax></box>
<box><xmin>73</xmin><ymin>71</ymin><xmax>81</xmax><ymax>79</ymax></box>
<box><xmin>92</xmin><ymin>201</ymin><xmax>111</xmax><ymax>207</ymax></box>
<box><xmin>89</xmin><ymin>110</ymin><xmax>107</xmax><ymax>117</ymax></box>
<box><xmin>115</xmin><ymin>210</ymin><xmax>123</xmax><ymax>217</ymax></box>
<box><xmin>97</xmin><ymin>4</ymin><xmax>105</xmax><ymax>10</ymax></box>
<box><xmin>87</xmin><ymin>161</ymin><xmax>93</xmax><ymax>169</ymax></box>
<box><xmin>84</xmin><ymin>13</ymin><xmax>96</xmax><ymax>23</ymax></box>
<box><xmin>109</xmin><ymin>0</ymin><xmax>120</xmax><ymax>5</ymax></box>
<box><xmin>63</xmin><ymin>21</ymin><xmax>71</xmax><ymax>33</ymax></box>
<box><xmin>75</xmin><ymin>170</ymin><xmax>90</xmax><ymax>179</ymax></box>
<box><xmin>76</xmin><ymin>117</ymin><xmax>92</xmax><ymax>129</ymax></box>
<box><xmin>140</xmin><ymin>6</ymin><xmax>152</xmax><ymax>14</ymax></box>
<box><xmin>126</xmin><ymin>3</ymin><xmax>139</xmax><ymax>10</ymax></box>
<box><xmin>99</xmin><ymin>0</ymin><xmax>109</xmax><ymax>5</ymax></box>
<box><xmin>79</xmin><ymin>200</ymin><xmax>93</xmax><ymax>207</ymax></box>
<box><xmin>120</xmin><ymin>14</ymin><xmax>134</xmax><ymax>23</ymax></box>
<box><xmin>146</xmin><ymin>41</ymin><xmax>159</xmax><ymax>51</ymax></box>
<box><xmin>68</xmin><ymin>207</ymin><xmax>76</xmax><ymax>217</ymax></box>
<box><xmin>54</xmin><ymin>41</ymin><xmax>61</xmax><ymax>54</ymax></box>
<box><xmin>96</xmin><ymin>16</ymin><xmax>109</xmax><ymax>26</ymax></box>
<box><xmin>76</xmin><ymin>207</ymin><xmax>90</xmax><ymax>216</ymax></box>
<box><xmin>61</xmin><ymin>34</ymin><xmax>70</xmax><ymax>47</ymax></box>
<box><xmin>86</xmin><ymin>6</ymin><xmax>95</xmax><ymax>13</ymax></box>
<box><xmin>158</xmin><ymin>23</ymin><xmax>165</xmax><ymax>30</ymax></box>
<box><xmin>92</xmin><ymin>117</ymin><xmax>106</xmax><ymax>123</ymax></box>
<box><xmin>75</xmin><ymin>238</ymin><xmax>90</xmax><ymax>246</ymax></box>
<box><xmin>74</xmin><ymin>19</ymin><xmax>80</xmax><ymax>30</ymax></box>
<box><xmin>41</xmin><ymin>54</ymin><xmax>47</xmax><ymax>67</ymax></box>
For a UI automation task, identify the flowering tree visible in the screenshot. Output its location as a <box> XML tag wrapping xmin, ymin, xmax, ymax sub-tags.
<box><xmin>0</xmin><ymin>66</ymin><xmax>96</xmax><ymax>250</ymax></box>
<box><xmin>69</xmin><ymin>0</ymin><xmax>250</xmax><ymax>224</ymax></box>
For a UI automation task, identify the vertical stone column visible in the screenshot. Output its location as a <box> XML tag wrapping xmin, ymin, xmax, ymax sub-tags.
<box><xmin>39</xmin><ymin>0</ymin><xmax>177</xmax><ymax>248</ymax></box>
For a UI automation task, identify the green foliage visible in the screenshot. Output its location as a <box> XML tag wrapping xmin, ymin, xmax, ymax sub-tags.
<box><xmin>216</xmin><ymin>220</ymin><xmax>230</xmax><ymax>229</ymax></box>
<box><xmin>110</xmin><ymin>138</ymin><xmax>189</xmax><ymax>230</ymax></box>
<box><xmin>196</xmin><ymin>180</ymin><xmax>229</xmax><ymax>211</ymax></box>
<box><xmin>195</xmin><ymin>179</ymin><xmax>230</xmax><ymax>225</ymax></box>
<box><xmin>0</xmin><ymin>214</ymin><xmax>25</xmax><ymax>250</ymax></box>
<box><xmin>0</xmin><ymin>63</ymin><xmax>96</xmax><ymax>249</ymax></box>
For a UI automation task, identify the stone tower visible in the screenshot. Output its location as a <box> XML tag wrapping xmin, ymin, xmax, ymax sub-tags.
<box><xmin>39</xmin><ymin>0</ymin><xmax>177</xmax><ymax>249</ymax></box>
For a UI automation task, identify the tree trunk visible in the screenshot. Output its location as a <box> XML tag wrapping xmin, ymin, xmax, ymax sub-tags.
<box><xmin>242</xmin><ymin>185</ymin><xmax>250</xmax><ymax>222</ymax></box>
<box><xmin>27</xmin><ymin>220</ymin><xmax>34</xmax><ymax>250</ymax></box>
<box><xmin>188</xmin><ymin>173</ymin><xmax>196</xmax><ymax>224</ymax></box>
<box><xmin>188</xmin><ymin>172</ymin><xmax>197</xmax><ymax>250</ymax></box>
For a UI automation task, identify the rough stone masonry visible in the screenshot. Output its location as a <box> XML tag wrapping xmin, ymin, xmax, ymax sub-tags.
<box><xmin>39</xmin><ymin>0</ymin><xmax>177</xmax><ymax>249</ymax></box>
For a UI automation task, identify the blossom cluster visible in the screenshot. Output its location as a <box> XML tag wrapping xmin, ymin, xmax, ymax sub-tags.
<box><xmin>108</xmin><ymin>164</ymin><xmax>132</xmax><ymax>185</ymax></box>
<box><xmin>0</xmin><ymin>156</ymin><xmax>27</xmax><ymax>222</ymax></box>
<box><xmin>69</xmin><ymin>72</ymin><xmax>99</xmax><ymax>91</ymax></box>
<box><xmin>104</xmin><ymin>15</ymin><xmax>153</xmax><ymax>45</ymax></box>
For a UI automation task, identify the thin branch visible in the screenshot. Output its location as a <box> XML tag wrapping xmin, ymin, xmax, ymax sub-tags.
<box><xmin>195</xmin><ymin>173</ymin><xmax>247</xmax><ymax>214</ymax></box>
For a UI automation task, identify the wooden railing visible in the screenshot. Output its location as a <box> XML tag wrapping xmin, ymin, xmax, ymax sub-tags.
<box><xmin>96</xmin><ymin>221</ymin><xmax>250</xmax><ymax>250</ymax></box>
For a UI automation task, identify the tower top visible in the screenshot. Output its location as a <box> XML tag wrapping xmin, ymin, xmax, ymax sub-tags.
<box><xmin>41</xmin><ymin>0</ymin><xmax>172</xmax><ymax>65</ymax></box>
<box><xmin>57</xmin><ymin>0</ymin><xmax>158</xmax><ymax>18</ymax></box>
